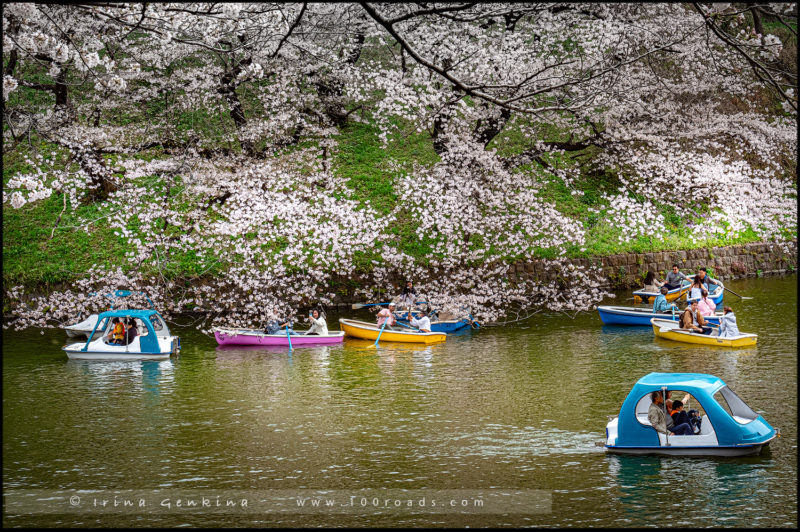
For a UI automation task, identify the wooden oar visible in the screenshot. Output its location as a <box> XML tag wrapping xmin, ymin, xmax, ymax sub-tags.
<box><xmin>369</xmin><ymin>319</ymin><xmax>389</xmax><ymax>349</ymax></box>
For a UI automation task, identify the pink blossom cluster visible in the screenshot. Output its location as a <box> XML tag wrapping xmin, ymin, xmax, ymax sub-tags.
<box><xmin>2</xmin><ymin>3</ymin><xmax>796</xmax><ymax>331</ymax></box>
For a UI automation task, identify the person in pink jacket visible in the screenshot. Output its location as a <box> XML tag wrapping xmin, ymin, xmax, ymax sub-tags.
<box><xmin>696</xmin><ymin>289</ymin><xmax>716</xmax><ymax>317</ymax></box>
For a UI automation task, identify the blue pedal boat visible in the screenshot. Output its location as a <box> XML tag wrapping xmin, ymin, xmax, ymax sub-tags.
<box><xmin>597</xmin><ymin>305</ymin><xmax>722</xmax><ymax>326</ymax></box>
<box><xmin>63</xmin><ymin>309</ymin><xmax>180</xmax><ymax>361</ymax></box>
<box><xmin>604</xmin><ymin>373</ymin><xmax>778</xmax><ymax>456</ymax></box>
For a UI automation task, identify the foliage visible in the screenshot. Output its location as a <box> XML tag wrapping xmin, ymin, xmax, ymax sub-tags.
<box><xmin>2</xmin><ymin>2</ymin><xmax>797</xmax><ymax>330</ymax></box>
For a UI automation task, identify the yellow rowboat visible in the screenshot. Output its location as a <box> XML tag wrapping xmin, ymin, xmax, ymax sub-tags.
<box><xmin>651</xmin><ymin>318</ymin><xmax>758</xmax><ymax>347</ymax></box>
<box><xmin>339</xmin><ymin>318</ymin><xmax>447</xmax><ymax>344</ymax></box>
<box><xmin>633</xmin><ymin>282</ymin><xmax>689</xmax><ymax>304</ymax></box>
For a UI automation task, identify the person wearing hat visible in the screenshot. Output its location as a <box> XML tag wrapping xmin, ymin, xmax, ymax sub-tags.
<box><xmin>376</xmin><ymin>302</ymin><xmax>397</xmax><ymax>330</ymax></box>
<box><xmin>409</xmin><ymin>308</ymin><xmax>432</xmax><ymax>333</ymax></box>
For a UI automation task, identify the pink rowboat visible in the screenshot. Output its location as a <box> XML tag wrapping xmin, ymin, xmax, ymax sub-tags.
<box><xmin>213</xmin><ymin>327</ymin><xmax>345</xmax><ymax>347</ymax></box>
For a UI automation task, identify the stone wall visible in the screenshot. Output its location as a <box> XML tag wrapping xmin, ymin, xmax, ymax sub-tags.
<box><xmin>505</xmin><ymin>239</ymin><xmax>798</xmax><ymax>290</ymax></box>
<box><xmin>5</xmin><ymin>240</ymin><xmax>797</xmax><ymax>313</ymax></box>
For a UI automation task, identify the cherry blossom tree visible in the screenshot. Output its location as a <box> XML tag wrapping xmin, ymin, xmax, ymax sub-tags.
<box><xmin>3</xmin><ymin>2</ymin><xmax>796</xmax><ymax>331</ymax></box>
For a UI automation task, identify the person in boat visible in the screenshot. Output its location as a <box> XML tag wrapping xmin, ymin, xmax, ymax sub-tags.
<box><xmin>664</xmin><ymin>264</ymin><xmax>688</xmax><ymax>290</ymax></box>
<box><xmin>149</xmin><ymin>314</ymin><xmax>164</xmax><ymax>332</ymax></box>
<box><xmin>642</xmin><ymin>271</ymin><xmax>663</xmax><ymax>293</ymax></box>
<box><xmin>109</xmin><ymin>317</ymin><xmax>126</xmax><ymax>345</ymax></box>
<box><xmin>664</xmin><ymin>390</ymin><xmax>691</xmax><ymax>413</ymax></box>
<box><xmin>399</xmin><ymin>281</ymin><xmax>417</xmax><ymax>304</ymax></box>
<box><xmin>696</xmin><ymin>288</ymin><xmax>716</xmax><ymax>317</ymax></box>
<box><xmin>687</xmin><ymin>409</ymin><xmax>703</xmax><ymax>432</ymax></box>
<box><xmin>695</xmin><ymin>267</ymin><xmax>722</xmax><ymax>293</ymax></box>
<box><xmin>688</xmin><ymin>276</ymin><xmax>704</xmax><ymax>301</ymax></box>
<box><xmin>648</xmin><ymin>390</ymin><xmax>695</xmax><ymax>436</ymax></box>
<box><xmin>305</xmin><ymin>309</ymin><xmax>328</xmax><ymax>336</ymax></box>
<box><xmin>652</xmin><ymin>286</ymin><xmax>678</xmax><ymax>314</ymax></box>
<box><xmin>670</xmin><ymin>400</ymin><xmax>699</xmax><ymax>434</ymax></box>
<box><xmin>408</xmin><ymin>308</ymin><xmax>432</xmax><ymax>333</ymax></box>
<box><xmin>679</xmin><ymin>300</ymin><xmax>712</xmax><ymax>334</ymax></box>
<box><xmin>718</xmin><ymin>306</ymin><xmax>740</xmax><ymax>338</ymax></box>
<box><xmin>265</xmin><ymin>315</ymin><xmax>296</xmax><ymax>335</ymax></box>
<box><xmin>376</xmin><ymin>302</ymin><xmax>398</xmax><ymax>330</ymax></box>
<box><xmin>125</xmin><ymin>317</ymin><xmax>139</xmax><ymax>345</ymax></box>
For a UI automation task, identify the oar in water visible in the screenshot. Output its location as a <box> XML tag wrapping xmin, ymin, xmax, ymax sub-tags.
<box><xmin>286</xmin><ymin>324</ymin><xmax>293</xmax><ymax>351</ymax></box>
<box><xmin>369</xmin><ymin>319</ymin><xmax>390</xmax><ymax>349</ymax></box>
<box><xmin>723</xmin><ymin>285</ymin><xmax>753</xmax><ymax>300</ymax></box>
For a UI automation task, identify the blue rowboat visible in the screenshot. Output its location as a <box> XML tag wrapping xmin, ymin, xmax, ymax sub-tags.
<box><xmin>604</xmin><ymin>372</ymin><xmax>778</xmax><ymax>456</ymax></box>
<box><xmin>394</xmin><ymin>310</ymin><xmax>479</xmax><ymax>333</ymax></box>
<box><xmin>597</xmin><ymin>305</ymin><xmax>722</xmax><ymax>326</ymax></box>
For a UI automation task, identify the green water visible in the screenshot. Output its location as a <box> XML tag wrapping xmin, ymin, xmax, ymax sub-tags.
<box><xmin>3</xmin><ymin>275</ymin><xmax>796</xmax><ymax>527</ymax></box>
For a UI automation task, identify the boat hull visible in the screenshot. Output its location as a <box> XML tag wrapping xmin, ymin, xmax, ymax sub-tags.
<box><xmin>604</xmin><ymin>440</ymin><xmax>773</xmax><ymax>457</ymax></box>
<box><xmin>598</xmin><ymin>306</ymin><xmax>721</xmax><ymax>326</ymax></box>
<box><xmin>64</xmin><ymin>351</ymin><xmax>172</xmax><ymax>361</ymax></box>
<box><xmin>339</xmin><ymin>319</ymin><xmax>446</xmax><ymax>344</ymax></box>
<box><xmin>396</xmin><ymin>318</ymin><xmax>472</xmax><ymax>333</ymax></box>
<box><xmin>651</xmin><ymin>319</ymin><xmax>757</xmax><ymax>347</ymax></box>
<box><xmin>632</xmin><ymin>284</ymin><xmax>689</xmax><ymax>304</ymax></box>
<box><xmin>214</xmin><ymin>329</ymin><xmax>344</xmax><ymax>346</ymax></box>
<box><xmin>63</xmin><ymin>336</ymin><xmax>180</xmax><ymax>361</ymax></box>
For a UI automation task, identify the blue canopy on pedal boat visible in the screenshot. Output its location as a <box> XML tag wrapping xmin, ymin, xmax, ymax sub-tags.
<box><xmin>80</xmin><ymin>309</ymin><xmax>169</xmax><ymax>354</ymax></box>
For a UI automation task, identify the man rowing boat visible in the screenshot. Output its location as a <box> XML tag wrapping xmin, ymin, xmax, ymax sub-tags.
<box><xmin>376</xmin><ymin>302</ymin><xmax>397</xmax><ymax>330</ymax></box>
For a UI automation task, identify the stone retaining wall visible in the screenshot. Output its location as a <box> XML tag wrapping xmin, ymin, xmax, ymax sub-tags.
<box><xmin>5</xmin><ymin>241</ymin><xmax>797</xmax><ymax>312</ymax></box>
<box><xmin>505</xmin><ymin>239</ymin><xmax>798</xmax><ymax>290</ymax></box>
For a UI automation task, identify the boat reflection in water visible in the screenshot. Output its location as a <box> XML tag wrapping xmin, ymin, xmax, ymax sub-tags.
<box><xmin>606</xmin><ymin>453</ymin><xmax>773</xmax><ymax>525</ymax></box>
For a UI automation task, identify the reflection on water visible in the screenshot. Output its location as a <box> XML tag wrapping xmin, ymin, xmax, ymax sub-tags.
<box><xmin>607</xmin><ymin>453</ymin><xmax>778</xmax><ymax>526</ymax></box>
<box><xmin>2</xmin><ymin>276</ymin><xmax>796</xmax><ymax>527</ymax></box>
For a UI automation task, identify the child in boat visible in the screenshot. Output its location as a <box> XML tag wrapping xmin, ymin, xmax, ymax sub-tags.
<box><xmin>670</xmin><ymin>400</ymin><xmax>697</xmax><ymax>434</ymax></box>
<box><xmin>111</xmin><ymin>317</ymin><xmax>126</xmax><ymax>345</ymax></box>
<box><xmin>697</xmin><ymin>288</ymin><xmax>716</xmax><ymax>317</ymax></box>
<box><xmin>652</xmin><ymin>286</ymin><xmax>678</xmax><ymax>313</ymax></box>
<box><xmin>687</xmin><ymin>409</ymin><xmax>702</xmax><ymax>433</ymax></box>
<box><xmin>718</xmin><ymin>306</ymin><xmax>740</xmax><ymax>337</ymax></box>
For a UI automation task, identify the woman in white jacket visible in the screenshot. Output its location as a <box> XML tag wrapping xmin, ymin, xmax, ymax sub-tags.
<box><xmin>305</xmin><ymin>309</ymin><xmax>328</xmax><ymax>335</ymax></box>
<box><xmin>718</xmin><ymin>307</ymin><xmax>740</xmax><ymax>337</ymax></box>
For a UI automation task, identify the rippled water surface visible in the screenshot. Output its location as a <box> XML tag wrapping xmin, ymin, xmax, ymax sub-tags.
<box><xmin>3</xmin><ymin>275</ymin><xmax>796</xmax><ymax>527</ymax></box>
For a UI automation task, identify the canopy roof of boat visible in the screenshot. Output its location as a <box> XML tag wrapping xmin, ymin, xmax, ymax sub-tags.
<box><xmin>96</xmin><ymin>309</ymin><xmax>161</xmax><ymax>320</ymax></box>
<box><xmin>634</xmin><ymin>372</ymin><xmax>726</xmax><ymax>395</ymax></box>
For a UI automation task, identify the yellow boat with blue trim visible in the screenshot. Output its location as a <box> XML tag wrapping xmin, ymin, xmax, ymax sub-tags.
<box><xmin>339</xmin><ymin>318</ymin><xmax>447</xmax><ymax>344</ymax></box>
<box><xmin>651</xmin><ymin>318</ymin><xmax>757</xmax><ymax>347</ymax></box>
